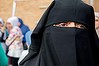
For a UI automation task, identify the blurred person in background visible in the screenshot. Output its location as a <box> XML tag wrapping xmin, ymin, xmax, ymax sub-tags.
<box><xmin>0</xmin><ymin>17</ymin><xmax>8</xmax><ymax>66</ymax></box>
<box><xmin>6</xmin><ymin>17</ymin><xmax>23</xmax><ymax>66</ymax></box>
<box><xmin>0</xmin><ymin>18</ymin><xmax>7</xmax><ymax>53</ymax></box>
<box><xmin>0</xmin><ymin>41</ymin><xmax>8</xmax><ymax>66</ymax></box>
<box><xmin>95</xmin><ymin>12</ymin><xmax>99</xmax><ymax>38</ymax></box>
<box><xmin>18</xmin><ymin>30</ymin><xmax>32</xmax><ymax>65</ymax></box>
<box><xmin>18</xmin><ymin>18</ymin><xmax>30</xmax><ymax>50</ymax></box>
<box><xmin>18</xmin><ymin>30</ymin><xmax>33</xmax><ymax>65</ymax></box>
<box><xmin>25</xmin><ymin>30</ymin><xmax>32</xmax><ymax>47</ymax></box>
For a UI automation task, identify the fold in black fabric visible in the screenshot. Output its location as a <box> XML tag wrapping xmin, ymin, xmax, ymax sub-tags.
<box><xmin>19</xmin><ymin>0</ymin><xmax>99</xmax><ymax>66</ymax></box>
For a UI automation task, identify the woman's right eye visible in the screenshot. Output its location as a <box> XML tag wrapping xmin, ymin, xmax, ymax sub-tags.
<box><xmin>53</xmin><ymin>23</ymin><xmax>66</xmax><ymax>27</ymax></box>
<box><xmin>53</xmin><ymin>22</ymin><xmax>71</xmax><ymax>27</ymax></box>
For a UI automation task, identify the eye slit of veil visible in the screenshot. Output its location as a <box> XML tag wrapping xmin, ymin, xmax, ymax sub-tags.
<box><xmin>53</xmin><ymin>22</ymin><xmax>87</xmax><ymax>29</ymax></box>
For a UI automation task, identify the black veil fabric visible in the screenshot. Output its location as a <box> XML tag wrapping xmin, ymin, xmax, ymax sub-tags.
<box><xmin>46</xmin><ymin>0</ymin><xmax>93</xmax><ymax>27</ymax></box>
<box><xmin>19</xmin><ymin>0</ymin><xmax>99</xmax><ymax>66</ymax></box>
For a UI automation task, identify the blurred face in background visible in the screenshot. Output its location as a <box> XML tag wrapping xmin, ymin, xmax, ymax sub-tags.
<box><xmin>18</xmin><ymin>22</ymin><xmax>21</xmax><ymax>27</ymax></box>
<box><xmin>95</xmin><ymin>16</ymin><xmax>99</xmax><ymax>29</ymax></box>
<box><xmin>0</xmin><ymin>22</ymin><xmax>3</xmax><ymax>29</ymax></box>
<box><xmin>6</xmin><ymin>22</ymin><xmax>12</xmax><ymax>32</ymax></box>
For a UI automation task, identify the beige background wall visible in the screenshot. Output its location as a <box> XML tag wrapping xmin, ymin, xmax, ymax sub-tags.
<box><xmin>0</xmin><ymin>0</ymin><xmax>99</xmax><ymax>29</ymax></box>
<box><xmin>94</xmin><ymin>0</ymin><xmax>99</xmax><ymax>12</ymax></box>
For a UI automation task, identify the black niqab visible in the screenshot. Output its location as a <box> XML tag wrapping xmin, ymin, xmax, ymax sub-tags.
<box><xmin>19</xmin><ymin>0</ymin><xmax>99</xmax><ymax>66</ymax></box>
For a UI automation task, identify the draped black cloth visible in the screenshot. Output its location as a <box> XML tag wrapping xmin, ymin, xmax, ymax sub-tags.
<box><xmin>19</xmin><ymin>0</ymin><xmax>99</xmax><ymax>66</ymax></box>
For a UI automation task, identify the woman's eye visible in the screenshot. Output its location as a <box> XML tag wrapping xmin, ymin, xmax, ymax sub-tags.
<box><xmin>95</xmin><ymin>19</ymin><xmax>99</xmax><ymax>21</ymax></box>
<box><xmin>61</xmin><ymin>23</ymin><xmax>66</xmax><ymax>26</ymax></box>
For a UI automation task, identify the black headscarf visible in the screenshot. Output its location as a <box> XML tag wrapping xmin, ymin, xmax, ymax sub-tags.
<box><xmin>19</xmin><ymin>0</ymin><xmax>99</xmax><ymax>66</ymax></box>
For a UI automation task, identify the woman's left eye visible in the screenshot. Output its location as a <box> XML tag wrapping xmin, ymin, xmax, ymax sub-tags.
<box><xmin>61</xmin><ymin>23</ymin><xmax>66</xmax><ymax>26</ymax></box>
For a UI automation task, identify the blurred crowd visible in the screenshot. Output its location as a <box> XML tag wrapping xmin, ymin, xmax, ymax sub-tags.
<box><xmin>0</xmin><ymin>12</ymin><xmax>99</xmax><ymax>66</ymax></box>
<box><xmin>0</xmin><ymin>16</ymin><xmax>32</xmax><ymax>66</ymax></box>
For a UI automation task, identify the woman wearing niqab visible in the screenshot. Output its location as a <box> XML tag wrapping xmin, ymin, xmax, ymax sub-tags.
<box><xmin>19</xmin><ymin>0</ymin><xmax>99</xmax><ymax>66</ymax></box>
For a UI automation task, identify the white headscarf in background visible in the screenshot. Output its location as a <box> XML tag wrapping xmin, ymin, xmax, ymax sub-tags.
<box><xmin>95</xmin><ymin>12</ymin><xmax>99</xmax><ymax>18</ymax></box>
<box><xmin>7</xmin><ymin>16</ymin><xmax>19</xmax><ymax>27</ymax></box>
